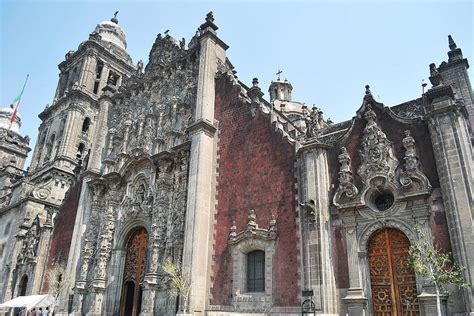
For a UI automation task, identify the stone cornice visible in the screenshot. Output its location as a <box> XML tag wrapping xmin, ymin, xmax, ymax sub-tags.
<box><xmin>0</xmin><ymin>196</ymin><xmax>61</xmax><ymax>215</ymax></box>
<box><xmin>438</xmin><ymin>57</ymin><xmax>469</xmax><ymax>71</ymax></box>
<box><xmin>39</xmin><ymin>89</ymin><xmax>98</xmax><ymax>120</ymax></box>
<box><xmin>198</xmin><ymin>31</ymin><xmax>229</xmax><ymax>51</ymax></box>
<box><xmin>58</xmin><ymin>40</ymin><xmax>135</xmax><ymax>73</ymax></box>
<box><xmin>187</xmin><ymin>119</ymin><xmax>217</xmax><ymax>136</ymax></box>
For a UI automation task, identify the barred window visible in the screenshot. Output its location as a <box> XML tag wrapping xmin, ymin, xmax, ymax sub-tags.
<box><xmin>247</xmin><ymin>250</ymin><xmax>265</xmax><ymax>292</ymax></box>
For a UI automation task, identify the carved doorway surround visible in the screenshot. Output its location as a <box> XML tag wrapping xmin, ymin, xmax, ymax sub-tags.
<box><xmin>120</xmin><ymin>227</ymin><xmax>148</xmax><ymax>316</ymax></box>
<box><xmin>368</xmin><ymin>228</ymin><xmax>419</xmax><ymax>316</ymax></box>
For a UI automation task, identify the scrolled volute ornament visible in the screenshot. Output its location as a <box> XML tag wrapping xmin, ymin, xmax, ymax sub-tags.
<box><xmin>333</xmin><ymin>147</ymin><xmax>359</xmax><ymax>207</ymax></box>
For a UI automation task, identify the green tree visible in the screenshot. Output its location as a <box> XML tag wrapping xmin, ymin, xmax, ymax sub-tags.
<box><xmin>408</xmin><ymin>226</ymin><xmax>467</xmax><ymax>316</ymax></box>
<box><xmin>162</xmin><ymin>260</ymin><xmax>191</xmax><ymax>314</ymax></box>
<box><xmin>45</xmin><ymin>263</ymin><xmax>69</xmax><ymax>311</ymax></box>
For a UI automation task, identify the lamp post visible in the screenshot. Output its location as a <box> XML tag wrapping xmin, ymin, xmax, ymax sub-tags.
<box><xmin>301</xmin><ymin>290</ymin><xmax>315</xmax><ymax>316</ymax></box>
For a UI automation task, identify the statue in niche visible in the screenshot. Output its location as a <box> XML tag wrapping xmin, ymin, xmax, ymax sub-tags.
<box><xmin>135</xmin><ymin>183</ymin><xmax>146</xmax><ymax>204</ymax></box>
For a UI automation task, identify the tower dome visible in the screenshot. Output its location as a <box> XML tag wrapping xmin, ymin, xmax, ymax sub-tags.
<box><xmin>0</xmin><ymin>106</ymin><xmax>21</xmax><ymax>133</ymax></box>
<box><xmin>94</xmin><ymin>12</ymin><xmax>127</xmax><ymax>50</ymax></box>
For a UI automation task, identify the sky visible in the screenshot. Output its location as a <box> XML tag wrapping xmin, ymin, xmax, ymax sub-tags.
<box><xmin>1</xmin><ymin>1</ymin><xmax>473</xmax><ymax>168</ymax></box>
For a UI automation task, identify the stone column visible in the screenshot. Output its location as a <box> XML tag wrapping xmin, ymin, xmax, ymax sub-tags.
<box><xmin>30</xmin><ymin>209</ymin><xmax>54</xmax><ymax>294</ymax></box>
<box><xmin>98</xmin><ymin>63</ymin><xmax>110</xmax><ymax>95</ymax></box>
<box><xmin>341</xmin><ymin>212</ymin><xmax>367</xmax><ymax>315</ymax></box>
<box><xmin>87</xmin><ymin>85</ymin><xmax>115</xmax><ymax>173</ymax></box>
<box><xmin>79</xmin><ymin>50</ymin><xmax>96</xmax><ymax>91</ymax></box>
<box><xmin>87</xmin><ymin>181</ymin><xmax>120</xmax><ymax>316</ymax></box>
<box><xmin>59</xmin><ymin>105</ymin><xmax>83</xmax><ymax>159</ymax></box>
<box><xmin>425</xmin><ymin>85</ymin><xmax>474</xmax><ymax>312</ymax></box>
<box><xmin>299</xmin><ymin>147</ymin><xmax>338</xmax><ymax>314</ymax></box>
<box><xmin>181</xmin><ymin>13</ymin><xmax>227</xmax><ymax>314</ymax></box>
<box><xmin>72</xmin><ymin>181</ymin><xmax>105</xmax><ymax>315</ymax></box>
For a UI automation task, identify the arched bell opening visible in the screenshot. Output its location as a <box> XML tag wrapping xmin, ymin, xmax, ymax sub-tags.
<box><xmin>119</xmin><ymin>227</ymin><xmax>148</xmax><ymax>316</ymax></box>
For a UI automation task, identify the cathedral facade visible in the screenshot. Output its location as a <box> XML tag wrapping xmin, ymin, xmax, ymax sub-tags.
<box><xmin>0</xmin><ymin>12</ymin><xmax>473</xmax><ymax>316</ymax></box>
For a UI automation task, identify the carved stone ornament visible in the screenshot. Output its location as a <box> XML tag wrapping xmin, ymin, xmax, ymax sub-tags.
<box><xmin>17</xmin><ymin>215</ymin><xmax>41</xmax><ymax>265</ymax></box>
<box><xmin>358</xmin><ymin>105</ymin><xmax>398</xmax><ymax>183</ymax></box>
<box><xmin>333</xmin><ymin>147</ymin><xmax>359</xmax><ymax>207</ymax></box>
<box><xmin>398</xmin><ymin>130</ymin><xmax>431</xmax><ymax>194</ymax></box>
<box><xmin>229</xmin><ymin>210</ymin><xmax>277</xmax><ymax>245</ymax></box>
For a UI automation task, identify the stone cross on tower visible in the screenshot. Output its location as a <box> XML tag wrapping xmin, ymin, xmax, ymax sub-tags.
<box><xmin>276</xmin><ymin>69</ymin><xmax>282</xmax><ymax>81</ymax></box>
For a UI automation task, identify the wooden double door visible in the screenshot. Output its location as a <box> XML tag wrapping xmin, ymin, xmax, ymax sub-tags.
<box><xmin>120</xmin><ymin>227</ymin><xmax>148</xmax><ymax>316</ymax></box>
<box><xmin>368</xmin><ymin>228</ymin><xmax>419</xmax><ymax>316</ymax></box>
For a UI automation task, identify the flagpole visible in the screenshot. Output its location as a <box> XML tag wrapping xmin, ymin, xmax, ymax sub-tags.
<box><xmin>8</xmin><ymin>74</ymin><xmax>29</xmax><ymax>131</ymax></box>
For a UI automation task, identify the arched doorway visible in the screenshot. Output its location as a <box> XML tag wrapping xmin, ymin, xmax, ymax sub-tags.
<box><xmin>119</xmin><ymin>227</ymin><xmax>148</xmax><ymax>316</ymax></box>
<box><xmin>368</xmin><ymin>228</ymin><xmax>419</xmax><ymax>315</ymax></box>
<box><xmin>19</xmin><ymin>275</ymin><xmax>28</xmax><ymax>296</ymax></box>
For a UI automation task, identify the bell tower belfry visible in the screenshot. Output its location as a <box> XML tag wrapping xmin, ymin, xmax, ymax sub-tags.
<box><xmin>29</xmin><ymin>13</ymin><xmax>134</xmax><ymax>173</ymax></box>
<box><xmin>0</xmin><ymin>13</ymin><xmax>134</xmax><ymax>303</ymax></box>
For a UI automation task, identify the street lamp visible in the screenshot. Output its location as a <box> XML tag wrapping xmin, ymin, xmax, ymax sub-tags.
<box><xmin>301</xmin><ymin>290</ymin><xmax>315</xmax><ymax>316</ymax></box>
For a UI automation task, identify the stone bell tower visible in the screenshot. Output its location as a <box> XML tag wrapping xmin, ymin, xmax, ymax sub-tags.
<box><xmin>0</xmin><ymin>13</ymin><xmax>134</xmax><ymax>303</ymax></box>
<box><xmin>29</xmin><ymin>12</ymin><xmax>134</xmax><ymax>174</ymax></box>
<box><xmin>269</xmin><ymin>78</ymin><xmax>293</xmax><ymax>102</ymax></box>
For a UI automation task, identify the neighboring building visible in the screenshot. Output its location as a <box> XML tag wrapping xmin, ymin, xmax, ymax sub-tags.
<box><xmin>0</xmin><ymin>12</ymin><xmax>472</xmax><ymax>316</ymax></box>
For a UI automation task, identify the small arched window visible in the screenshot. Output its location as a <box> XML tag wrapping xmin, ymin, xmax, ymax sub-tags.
<box><xmin>82</xmin><ymin>117</ymin><xmax>91</xmax><ymax>133</ymax></box>
<box><xmin>247</xmin><ymin>250</ymin><xmax>265</xmax><ymax>292</ymax></box>
<box><xmin>76</xmin><ymin>143</ymin><xmax>85</xmax><ymax>159</ymax></box>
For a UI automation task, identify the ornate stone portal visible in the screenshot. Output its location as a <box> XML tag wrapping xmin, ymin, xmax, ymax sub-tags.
<box><xmin>332</xmin><ymin>91</ymin><xmax>434</xmax><ymax>315</ymax></box>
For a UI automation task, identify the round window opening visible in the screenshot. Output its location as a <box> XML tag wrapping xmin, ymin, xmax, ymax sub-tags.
<box><xmin>373</xmin><ymin>192</ymin><xmax>394</xmax><ymax>211</ymax></box>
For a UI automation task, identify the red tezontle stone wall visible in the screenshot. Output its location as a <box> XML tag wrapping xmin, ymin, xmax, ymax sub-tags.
<box><xmin>211</xmin><ymin>77</ymin><xmax>299</xmax><ymax>307</ymax></box>
<box><xmin>41</xmin><ymin>179</ymin><xmax>82</xmax><ymax>293</ymax></box>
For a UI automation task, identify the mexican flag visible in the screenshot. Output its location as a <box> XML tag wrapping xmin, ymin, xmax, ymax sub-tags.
<box><xmin>9</xmin><ymin>74</ymin><xmax>29</xmax><ymax>124</ymax></box>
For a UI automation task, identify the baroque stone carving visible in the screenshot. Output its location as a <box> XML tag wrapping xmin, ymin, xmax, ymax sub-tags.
<box><xmin>17</xmin><ymin>215</ymin><xmax>41</xmax><ymax>265</ymax></box>
<box><xmin>358</xmin><ymin>105</ymin><xmax>398</xmax><ymax>183</ymax></box>
<box><xmin>398</xmin><ymin>130</ymin><xmax>431</xmax><ymax>194</ymax></box>
<box><xmin>333</xmin><ymin>147</ymin><xmax>359</xmax><ymax>207</ymax></box>
<box><xmin>229</xmin><ymin>210</ymin><xmax>277</xmax><ymax>245</ymax></box>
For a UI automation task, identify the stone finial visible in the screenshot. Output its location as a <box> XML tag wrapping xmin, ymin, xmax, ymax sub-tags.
<box><xmin>333</xmin><ymin>146</ymin><xmax>358</xmax><ymax>206</ymax></box>
<box><xmin>200</xmin><ymin>11</ymin><xmax>218</xmax><ymax>32</ymax></box>
<box><xmin>429</xmin><ymin>63</ymin><xmax>442</xmax><ymax>87</ymax></box>
<box><xmin>229</xmin><ymin>221</ymin><xmax>237</xmax><ymax>239</ymax></box>
<box><xmin>363</xmin><ymin>85</ymin><xmax>374</xmax><ymax>103</ymax></box>
<box><xmin>269</xmin><ymin>215</ymin><xmax>276</xmax><ymax>231</ymax></box>
<box><xmin>402</xmin><ymin>130</ymin><xmax>419</xmax><ymax>170</ymax></box>
<box><xmin>206</xmin><ymin>11</ymin><xmax>215</xmax><ymax>23</ymax></box>
<box><xmin>252</xmin><ymin>78</ymin><xmax>259</xmax><ymax>87</ymax></box>
<box><xmin>247</xmin><ymin>210</ymin><xmax>257</xmax><ymax>230</ymax></box>
<box><xmin>111</xmin><ymin>11</ymin><xmax>119</xmax><ymax>24</ymax></box>
<box><xmin>365</xmin><ymin>85</ymin><xmax>371</xmax><ymax>96</ymax></box>
<box><xmin>447</xmin><ymin>34</ymin><xmax>463</xmax><ymax>62</ymax></box>
<box><xmin>448</xmin><ymin>35</ymin><xmax>457</xmax><ymax>51</ymax></box>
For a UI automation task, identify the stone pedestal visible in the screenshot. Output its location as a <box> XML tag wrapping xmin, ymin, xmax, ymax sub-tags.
<box><xmin>139</xmin><ymin>274</ymin><xmax>158</xmax><ymax>316</ymax></box>
<box><xmin>418</xmin><ymin>292</ymin><xmax>447</xmax><ymax>316</ymax></box>
<box><xmin>342</xmin><ymin>288</ymin><xmax>367</xmax><ymax>316</ymax></box>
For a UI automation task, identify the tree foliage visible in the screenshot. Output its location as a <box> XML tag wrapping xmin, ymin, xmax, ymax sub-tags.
<box><xmin>408</xmin><ymin>225</ymin><xmax>467</xmax><ymax>316</ymax></box>
<box><xmin>408</xmin><ymin>226</ymin><xmax>467</xmax><ymax>292</ymax></box>
<box><xmin>162</xmin><ymin>260</ymin><xmax>191</xmax><ymax>313</ymax></box>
